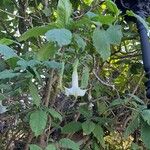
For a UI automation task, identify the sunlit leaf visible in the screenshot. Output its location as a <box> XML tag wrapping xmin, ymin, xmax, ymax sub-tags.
<box><xmin>57</xmin><ymin>0</ymin><xmax>72</xmax><ymax>26</ymax></box>
<box><xmin>0</xmin><ymin>38</ymin><xmax>20</xmax><ymax>45</ymax></box>
<box><xmin>19</xmin><ymin>24</ymin><xmax>57</xmax><ymax>41</ymax></box>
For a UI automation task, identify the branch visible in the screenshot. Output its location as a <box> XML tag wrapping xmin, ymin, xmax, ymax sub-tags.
<box><xmin>0</xmin><ymin>8</ymin><xmax>25</xmax><ymax>19</ymax></box>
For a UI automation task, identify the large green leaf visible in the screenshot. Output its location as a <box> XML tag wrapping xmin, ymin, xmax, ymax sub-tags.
<box><xmin>92</xmin><ymin>124</ymin><xmax>105</xmax><ymax>148</ymax></box>
<box><xmin>48</xmin><ymin>107</ymin><xmax>62</xmax><ymax>121</ymax></box>
<box><xmin>0</xmin><ymin>70</ymin><xmax>20</xmax><ymax>79</ymax></box>
<box><xmin>141</xmin><ymin>121</ymin><xmax>150</xmax><ymax>149</ymax></box>
<box><xmin>62</xmin><ymin>121</ymin><xmax>82</xmax><ymax>134</ymax></box>
<box><xmin>107</xmin><ymin>25</ymin><xmax>122</xmax><ymax>45</ymax></box>
<box><xmin>29</xmin><ymin>82</ymin><xmax>41</xmax><ymax>107</ymax></box>
<box><xmin>0</xmin><ymin>44</ymin><xmax>18</xmax><ymax>60</ymax></box>
<box><xmin>45</xmin><ymin>144</ymin><xmax>56</xmax><ymax>150</ymax></box>
<box><xmin>45</xmin><ymin>28</ymin><xmax>72</xmax><ymax>47</ymax></box>
<box><xmin>29</xmin><ymin>110</ymin><xmax>47</xmax><ymax>136</ymax></box>
<box><xmin>57</xmin><ymin>0</ymin><xmax>72</xmax><ymax>26</ymax></box>
<box><xmin>19</xmin><ymin>24</ymin><xmax>57</xmax><ymax>41</ymax></box>
<box><xmin>29</xmin><ymin>144</ymin><xmax>42</xmax><ymax>150</ymax></box>
<box><xmin>59</xmin><ymin>138</ymin><xmax>80</xmax><ymax>150</ymax></box>
<box><xmin>0</xmin><ymin>38</ymin><xmax>20</xmax><ymax>45</ymax></box>
<box><xmin>141</xmin><ymin>109</ymin><xmax>150</xmax><ymax>126</ymax></box>
<box><xmin>82</xmin><ymin>120</ymin><xmax>95</xmax><ymax>135</ymax></box>
<box><xmin>36</xmin><ymin>43</ymin><xmax>57</xmax><ymax>61</ymax></box>
<box><xmin>92</xmin><ymin>28</ymin><xmax>110</xmax><ymax>61</ymax></box>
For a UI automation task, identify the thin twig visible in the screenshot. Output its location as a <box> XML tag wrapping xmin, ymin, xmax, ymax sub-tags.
<box><xmin>93</xmin><ymin>70</ymin><xmax>115</xmax><ymax>89</ymax></box>
<box><xmin>0</xmin><ymin>8</ymin><xmax>25</xmax><ymax>19</ymax></box>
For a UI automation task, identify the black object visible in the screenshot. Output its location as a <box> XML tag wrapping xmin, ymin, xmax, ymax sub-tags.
<box><xmin>115</xmin><ymin>0</ymin><xmax>150</xmax><ymax>99</ymax></box>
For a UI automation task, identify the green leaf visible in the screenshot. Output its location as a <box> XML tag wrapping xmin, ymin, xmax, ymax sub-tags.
<box><xmin>29</xmin><ymin>144</ymin><xmax>42</xmax><ymax>150</ymax></box>
<box><xmin>17</xmin><ymin>60</ymin><xmax>41</xmax><ymax>69</ymax></box>
<box><xmin>30</xmin><ymin>110</ymin><xmax>47</xmax><ymax>136</ymax></box>
<box><xmin>92</xmin><ymin>124</ymin><xmax>105</xmax><ymax>148</ymax></box>
<box><xmin>131</xmin><ymin>143</ymin><xmax>140</xmax><ymax>150</ymax></box>
<box><xmin>19</xmin><ymin>24</ymin><xmax>57</xmax><ymax>41</ymax></box>
<box><xmin>107</xmin><ymin>25</ymin><xmax>122</xmax><ymax>45</ymax></box>
<box><xmin>128</xmin><ymin>94</ymin><xmax>144</xmax><ymax>105</ymax></box>
<box><xmin>97</xmin><ymin>15</ymin><xmax>115</xmax><ymax>25</ymax></box>
<box><xmin>36</xmin><ymin>43</ymin><xmax>57</xmax><ymax>61</ymax></box>
<box><xmin>83</xmin><ymin>0</ymin><xmax>94</xmax><ymax>5</ymax></box>
<box><xmin>127</xmin><ymin>10</ymin><xmax>149</xmax><ymax>33</ymax></box>
<box><xmin>81</xmin><ymin>66</ymin><xmax>89</xmax><ymax>89</ymax></box>
<box><xmin>48</xmin><ymin>107</ymin><xmax>62</xmax><ymax>121</ymax></box>
<box><xmin>45</xmin><ymin>144</ymin><xmax>56</xmax><ymax>150</ymax></box>
<box><xmin>141</xmin><ymin>109</ymin><xmax>150</xmax><ymax>126</ymax></box>
<box><xmin>105</xmin><ymin>0</ymin><xmax>120</xmax><ymax>15</ymax></box>
<box><xmin>0</xmin><ymin>70</ymin><xmax>20</xmax><ymax>79</ymax></box>
<box><xmin>124</xmin><ymin>114</ymin><xmax>139</xmax><ymax>138</ymax></box>
<box><xmin>42</xmin><ymin>7</ymin><xmax>51</xmax><ymax>17</ymax></box>
<box><xmin>59</xmin><ymin>138</ymin><xmax>80</xmax><ymax>150</ymax></box>
<box><xmin>109</xmin><ymin>99</ymin><xmax>128</xmax><ymax>107</ymax></box>
<box><xmin>62</xmin><ymin>121</ymin><xmax>82</xmax><ymax>134</ymax></box>
<box><xmin>57</xmin><ymin>0</ymin><xmax>72</xmax><ymax>26</ymax></box>
<box><xmin>0</xmin><ymin>38</ymin><xmax>20</xmax><ymax>45</ymax></box>
<box><xmin>45</xmin><ymin>28</ymin><xmax>72</xmax><ymax>47</ymax></box>
<box><xmin>141</xmin><ymin>121</ymin><xmax>150</xmax><ymax>149</ymax></box>
<box><xmin>79</xmin><ymin>105</ymin><xmax>93</xmax><ymax>118</ymax></box>
<box><xmin>74</xmin><ymin>34</ymin><xmax>86</xmax><ymax>50</ymax></box>
<box><xmin>0</xmin><ymin>44</ymin><xmax>18</xmax><ymax>60</ymax></box>
<box><xmin>44</xmin><ymin>61</ymin><xmax>62</xmax><ymax>69</ymax></box>
<box><xmin>82</xmin><ymin>121</ymin><xmax>95</xmax><ymax>135</ymax></box>
<box><xmin>29</xmin><ymin>82</ymin><xmax>41</xmax><ymax>107</ymax></box>
<box><xmin>92</xmin><ymin>28</ymin><xmax>110</xmax><ymax>61</ymax></box>
<box><xmin>93</xmin><ymin>141</ymin><xmax>101</xmax><ymax>150</ymax></box>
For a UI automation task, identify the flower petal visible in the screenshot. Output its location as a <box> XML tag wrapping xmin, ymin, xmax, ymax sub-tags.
<box><xmin>76</xmin><ymin>88</ymin><xmax>87</xmax><ymax>97</ymax></box>
<box><xmin>65</xmin><ymin>87</ymin><xmax>86</xmax><ymax>97</ymax></box>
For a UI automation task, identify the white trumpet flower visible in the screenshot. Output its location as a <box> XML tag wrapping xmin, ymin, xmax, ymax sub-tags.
<box><xmin>65</xmin><ymin>59</ymin><xmax>86</xmax><ymax>98</ymax></box>
<box><xmin>0</xmin><ymin>101</ymin><xmax>7</xmax><ymax>114</ymax></box>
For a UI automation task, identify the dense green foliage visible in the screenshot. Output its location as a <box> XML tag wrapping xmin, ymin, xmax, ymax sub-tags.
<box><xmin>0</xmin><ymin>0</ymin><xmax>150</xmax><ymax>149</ymax></box>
